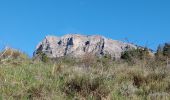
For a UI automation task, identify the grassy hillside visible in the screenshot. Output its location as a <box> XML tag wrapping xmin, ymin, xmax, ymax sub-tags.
<box><xmin>0</xmin><ymin>48</ymin><xmax>170</xmax><ymax>100</ymax></box>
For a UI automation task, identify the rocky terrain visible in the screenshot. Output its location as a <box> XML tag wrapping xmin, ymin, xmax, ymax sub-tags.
<box><xmin>34</xmin><ymin>34</ymin><xmax>137</xmax><ymax>59</ymax></box>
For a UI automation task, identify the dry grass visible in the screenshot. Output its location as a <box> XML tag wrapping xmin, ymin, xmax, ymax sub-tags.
<box><xmin>0</xmin><ymin>50</ymin><xmax>170</xmax><ymax>100</ymax></box>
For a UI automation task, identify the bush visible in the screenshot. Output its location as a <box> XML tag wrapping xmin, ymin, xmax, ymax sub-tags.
<box><xmin>163</xmin><ymin>43</ymin><xmax>170</xmax><ymax>58</ymax></box>
<box><xmin>121</xmin><ymin>48</ymin><xmax>150</xmax><ymax>64</ymax></box>
<box><xmin>155</xmin><ymin>43</ymin><xmax>170</xmax><ymax>66</ymax></box>
<box><xmin>155</xmin><ymin>44</ymin><xmax>166</xmax><ymax>62</ymax></box>
<box><xmin>34</xmin><ymin>51</ymin><xmax>49</xmax><ymax>63</ymax></box>
<box><xmin>41</xmin><ymin>53</ymin><xmax>49</xmax><ymax>63</ymax></box>
<box><xmin>62</xmin><ymin>75</ymin><xmax>109</xmax><ymax>99</ymax></box>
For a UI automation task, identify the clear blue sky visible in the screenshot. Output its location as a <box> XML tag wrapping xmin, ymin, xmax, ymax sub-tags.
<box><xmin>0</xmin><ymin>0</ymin><xmax>169</xmax><ymax>56</ymax></box>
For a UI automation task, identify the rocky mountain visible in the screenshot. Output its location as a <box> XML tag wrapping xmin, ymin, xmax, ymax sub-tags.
<box><xmin>34</xmin><ymin>34</ymin><xmax>137</xmax><ymax>59</ymax></box>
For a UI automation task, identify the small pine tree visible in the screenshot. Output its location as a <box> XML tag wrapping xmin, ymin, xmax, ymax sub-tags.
<box><xmin>155</xmin><ymin>44</ymin><xmax>164</xmax><ymax>60</ymax></box>
<box><xmin>163</xmin><ymin>43</ymin><xmax>170</xmax><ymax>58</ymax></box>
<box><xmin>41</xmin><ymin>53</ymin><xmax>49</xmax><ymax>63</ymax></box>
<box><xmin>35</xmin><ymin>51</ymin><xmax>49</xmax><ymax>63</ymax></box>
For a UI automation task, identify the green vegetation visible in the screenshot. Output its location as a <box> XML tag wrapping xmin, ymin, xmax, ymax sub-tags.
<box><xmin>0</xmin><ymin>44</ymin><xmax>170</xmax><ymax>100</ymax></box>
<box><xmin>34</xmin><ymin>51</ymin><xmax>49</xmax><ymax>63</ymax></box>
<box><xmin>121</xmin><ymin>47</ymin><xmax>151</xmax><ymax>65</ymax></box>
<box><xmin>163</xmin><ymin>43</ymin><xmax>170</xmax><ymax>58</ymax></box>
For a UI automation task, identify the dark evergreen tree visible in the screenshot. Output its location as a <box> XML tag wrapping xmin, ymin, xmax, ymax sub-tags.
<box><xmin>163</xmin><ymin>43</ymin><xmax>170</xmax><ymax>58</ymax></box>
<box><xmin>155</xmin><ymin>44</ymin><xmax>163</xmax><ymax>57</ymax></box>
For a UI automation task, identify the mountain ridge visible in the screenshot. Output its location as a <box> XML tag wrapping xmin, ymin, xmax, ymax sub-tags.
<box><xmin>34</xmin><ymin>34</ymin><xmax>138</xmax><ymax>59</ymax></box>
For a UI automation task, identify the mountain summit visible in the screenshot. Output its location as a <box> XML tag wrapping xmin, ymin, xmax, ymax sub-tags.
<box><xmin>34</xmin><ymin>34</ymin><xmax>137</xmax><ymax>59</ymax></box>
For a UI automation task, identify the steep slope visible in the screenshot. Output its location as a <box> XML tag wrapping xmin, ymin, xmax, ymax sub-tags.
<box><xmin>34</xmin><ymin>34</ymin><xmax>137</xmax><ymax>59</ymax></box>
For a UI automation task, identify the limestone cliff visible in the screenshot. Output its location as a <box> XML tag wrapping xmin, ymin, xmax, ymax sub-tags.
<box><xmin>34</xmin><ymin>34</ymin><xmax>137</xmax><ymax>59</ymax></box>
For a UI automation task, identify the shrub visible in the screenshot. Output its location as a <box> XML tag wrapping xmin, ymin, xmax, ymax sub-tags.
<box><xmin>34</xmin><ymin>51</ymin><xmax>49</xmax><ymax>63</ymax></box>
<box><xmin>163</xmin><ymin>43</ymin><xmax>170</xmax><ymax>58</ymax></box>
<box><xmin>62</xmin><ymin>75</ymin><xmax>109</xmax><ymax>99</ymax></box>
<box><xmin>155</xmin><ymin>45</ymin><xmax>167</xmax><ymax>64</ymax></box>
<box><xmin>121</xmin><ymin>47</ymin><xmax>150</xmax><ymax>64</ymax></box>
<box><xmin>41</xmin><ymin>53</ymin><xmax>49</xmax><ymax>63</ymax></box>
<box><xmin>155</xmin><ymin>43</ymin><xmax>170</xmax><ymax>66</ymax></box>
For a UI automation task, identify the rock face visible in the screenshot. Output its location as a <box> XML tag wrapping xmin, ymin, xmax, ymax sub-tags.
<box><xmin>34</xmin><ymin>34</ymin><xmax>137</xmax><ymax>59</ymax></box>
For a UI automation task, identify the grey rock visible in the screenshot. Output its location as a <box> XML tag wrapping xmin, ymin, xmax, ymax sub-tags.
<box><xmin>34</xmin><ymin>34</ymin><xmax>137</xmax><ymax>59</ymax></box>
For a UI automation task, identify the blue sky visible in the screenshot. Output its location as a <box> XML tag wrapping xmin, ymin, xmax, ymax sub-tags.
<box><xmin>0</xmin><ymin>0</ymin><xmax>170</xmax><ymax>56</ymax></box>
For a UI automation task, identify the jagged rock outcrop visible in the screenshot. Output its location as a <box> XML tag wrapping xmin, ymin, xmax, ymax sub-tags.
<box><xmin>34</xmin><ymin>34</ymin><xmax>137</xmax><ymax>59</ymax></box>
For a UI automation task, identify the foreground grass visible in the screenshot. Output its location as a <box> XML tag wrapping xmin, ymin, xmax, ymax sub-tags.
<box><xmin>0</xmin><ymin>57</ymin><xmax>170</xmax><ymax>100</ymax></box>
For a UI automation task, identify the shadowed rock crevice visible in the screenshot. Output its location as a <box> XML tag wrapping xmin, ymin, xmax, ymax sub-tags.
<box><xmin>58</xmin><ymin>40</ymin><xmax>62</xmax><ymax>45</ymax></box>
<box><xmin>100</xmin><ymin>39</ymin><xmax>105</xmax><ymax>55</ymax></box>
<box><xmin>64</xmin><ymin>37</ymin><xmax>74</xmax><ymax>55</ymax></box>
